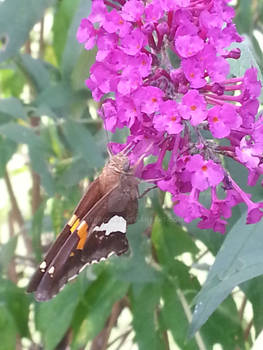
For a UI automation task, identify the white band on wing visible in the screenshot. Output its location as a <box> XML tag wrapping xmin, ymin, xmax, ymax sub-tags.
<box><xmin>93</xmin><ymin>215</ymin><xmax>127</xmax><ymax>236</ymax></box>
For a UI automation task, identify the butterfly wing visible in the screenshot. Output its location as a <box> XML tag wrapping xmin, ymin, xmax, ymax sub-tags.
<box><xmin>34</xmin><ymin>230</ymin><xmax>129</xmax><ymax>301</ymax></box>
<box><xmin>27</xmin><ymin>178</ymin><xmax>102</xmax><ymax>294</ymax></box>
<box><xmin>30</xmin><ymin>177</ymin><xmax>138</xmax><ymax>301</ymax></box>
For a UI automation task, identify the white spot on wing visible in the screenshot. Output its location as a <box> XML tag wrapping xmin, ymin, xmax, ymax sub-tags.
<box><xmin>39</xmin><ymin>261</ymin><xmax>47</xmax><ymax>272</ymax></box>
<box><xmin>48</xmin><ymin>266</ymin><xmax>55</xmax><ymax>276</ymax></box>
<box><xmin>107</xmin><ymin>251</ymin><xmax>115</xmax><ymax>258</ymax></box>
<box><xmin>93</xmin><ymin>215</ymin><xmax>126</xmax><ymax>236</ymax></box>
<box><xmin>79</xmin><ymin>263</ymin><xmax>89</xmax><ymax>274</ymax></box>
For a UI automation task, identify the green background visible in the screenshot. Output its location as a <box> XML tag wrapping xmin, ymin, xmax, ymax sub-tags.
<box><xmin>0</xmin><ymin>0</ymin><xmax>263</xmax><ymax>349</ymax></box>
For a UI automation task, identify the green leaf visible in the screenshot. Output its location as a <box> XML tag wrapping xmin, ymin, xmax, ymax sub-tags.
<box><xmin>53</xmin><ymin>0</ymin><xmax>82</xmax><ymax>64</ymax></box>
<box><xmin>36</xmin><ymin>81</ymin><xmax>74</xmax><ymax>117</ymax></box>
<box><xmin>0</xmin><ymin>66</ymin><xmax>25</xmax><ymax>97</ymax></box>
<box><xmin>131</xmin><ymin>283</ymin><xmax>166</xmax><ymax>350</ymax></box>
<box><xmin>240</xmin><ymin>276</ymin><xmax>263</xmax><ymax>336</ymax></box>
<box><xmin>71</xmin><ymin>46</ymin><xmax>97</xmax><ymax>91</ymax></box>
<box><xmin>0</xmin><ymin>97</ymin><xmax>27</xmax><ymax>119</ymax></box>
<box><xmin>0</xmin><ymin>122</ymin><xmax>47</xmax><ymax>148</ymax></box>
<box><xmin>0</xmin><ymin>237</ymin><xmax>17</xmax><ymax>274</ymax></box>
<box><xmin>0</xmin><ymin>136</ymin><xmax>16</xmax><ymax>177</ymax></box>
<box><xmin>58</xmin><ymin>157</ymin><xmax>93</xmax><ymax>187</ymax></box>
<box><xmin>189</xmin><ymin>213</ymin><xmax>263</xmax><ymax>336</ymax></box>
<box><xmin>35</xmin><ymin>280</ymin><xmax>83</xmax><ymax>350</ymax></box>
<box><xmin>62</xmin><ymin>120</ymin><xmax>104</xmax><ymax>168</ymax></box>
<box><xmin>72</xmin><ymin>269</ymin><xmax>128</xmax><ymax>347</ymax></box>
<box><xmin>0</xmin><ymin>0</ymin><xmax>54</xmax><ymax>62</ymax></box>
<box><xmin>31</xmin><ymin>201</ymin><xmax>46</xmax><ymax>262</ymax></box>
<box><xmin>50</xmin><ymin>196</ymin><xmax>64</xmax><ymax>237</ymax></box>
<box><xmin>0</xmin><ymin>279</ymin><xmax>30</xmax><ymax>337</ymax></box>
<box><xmin>152</xmin><ymin>210</ymin><xmax>198</xmax><ymax>264</ymax></box>
<box><xmin>235</xmin><ymin>0</ymin><xmax>253</xmax><ymax>34</ymax></box>
<box><xmin>0</xmin><ymin>123</ymin><xmax>55</xmax><ymax>195</ymax></box>
<box><xmin>160</xmin><ymin>278</ymin><xmax>199</xmax><ymax>350</ymax></box>
<box><xmin>201</xmin><ymin>296</ymin><xmax>245</xmax><ymax>349</ymax></box>
<box><xmin>0</xmin><ymin>305</ymin><xmax>16</xmax><ymax>350</ymax></box>
<box><xmin>29</xmin><ymin>145</ymin><xmax>55</xmax><ymax>196</ymax></box>
<box><xmin>229</xmin><ymin>36</ymin><xmax>263</xmax><ymax>99</ymax></box>
<box><xmin>61</xmin><ymin>0</ymin><xmax>92</xmax><ymax>77</ymax></box>
<box><xmin>17</xmin><ymin>54</ymin><xmax>57</xmax><ymax>94</ymax></box>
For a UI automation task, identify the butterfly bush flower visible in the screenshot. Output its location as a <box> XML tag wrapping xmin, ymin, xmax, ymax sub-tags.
<box><xmin>77</xmin><ymin>0</ymin><xmax>263</xmax><ymax>233</ymax></box>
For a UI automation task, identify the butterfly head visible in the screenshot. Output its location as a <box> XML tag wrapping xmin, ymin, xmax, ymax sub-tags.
<box><xmin>108</xmin><ymin>153</ymin><xmax>132</xmax><ymax>174</ymax></box>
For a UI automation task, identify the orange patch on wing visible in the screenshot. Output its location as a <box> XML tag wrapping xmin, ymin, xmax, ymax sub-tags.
<box><xmin>76</xmin><ymin>221</ymin><xmax>89</xmax><ymax>250</ymax></box>
<box><xmin>70</xmin><ymin>218</ymin><xmax>80</xmax><ymax>233</ymax></box>
<box><xmin>68</xmin><ymin>214</ymin><xmax>78</xmax><ymax>227</ymax></box>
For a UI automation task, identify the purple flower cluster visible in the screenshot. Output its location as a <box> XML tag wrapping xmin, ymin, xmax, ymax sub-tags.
<box><xmin>77</xmin><ymin>0</ymin><xmax>263</xmax><ymax>233</ymax></box>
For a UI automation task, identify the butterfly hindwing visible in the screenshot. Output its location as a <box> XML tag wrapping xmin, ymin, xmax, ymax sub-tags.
<box><xmin>35</xmin><ymin>229</ymin><xmax>129</xmax><ymax>300</ymax></box>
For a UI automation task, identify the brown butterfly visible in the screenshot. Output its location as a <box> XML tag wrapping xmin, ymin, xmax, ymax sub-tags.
<box><xmin>27</xmin><ymin>151</ymin><xmax>139</xmax><ymax>301</ymax></box>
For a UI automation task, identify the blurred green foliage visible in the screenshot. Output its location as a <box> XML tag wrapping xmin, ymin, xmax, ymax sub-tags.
<box><xmin>0</xmin><ymin>0</ymin><xmax>263</xmax><ymax>349</ymax></box>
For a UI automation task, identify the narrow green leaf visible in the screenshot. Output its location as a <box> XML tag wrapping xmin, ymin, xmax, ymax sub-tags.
<box><xmin>0</xmin><ymin>136</ymin><xmax>16</xmax><ymax>177</ymax></box>
<box><xmin>61</xmin><ymin>0</ymin><xmax>92</xmax><ymax>77</ymax></box>
<box><xmin>131</xmin><ymin>283</ymin><xmax>166</xmax><ymax>350</ymax></box>
<box><xmin>0</xmin><ymin>237</ymin><xmax>17</xmax><ymax>274</ymax></box>
<box><xmin>29</xmin><ymin>146</ymin><xmax>55</xmax><ymax>196</ymax></box>
<box><xmin>51</xmin><ymin>196</ymin><xmax>65</xmax><ymax>236</ymax></box>
<box><xmin>0</xmin><ymin>279</ymin><xmax>30</xmax><ymax>337</ymax></box>
<box><xmin>0</xmin><ymin>67</ymin><xmax>25</xmax><ymax>97</ymax></box>
<box><xmin>201</xmin><ymin>296</ymin><xmax>244</xmax><ymax>349</ymax></box>
<box><xmin>189</xmin><ymin>213</ymin><xmax>263</xmax><ymax>336</ymax></box>
<box><xmin>0</xmin><ymin>0</ymin><xmax>54</xmax><ymax>62</ymax></box>
<box><xmin>160</xmin><ymin>278</ymin><xmax>199</xmax><ymax>350</ymax></box>
<box><xmin>58</xmin><ymin>157</ymin><xmax>93</xmax><ymax>187</ymax></box>
<box><xmin>235</xmin><ymin>0</ymin><xmax>253</xmax><ymax>34</ymax></box>
<box><xmin>72</xmin><ymin>269</ymin><xmax>128</xmax><ymax>346</ymax></box>
<box><xmin>35</xmin><ymin>280</ymin><xmax>82</xmax><ymax>350</ymax></box>
<box><xmin>31</xmin><ymin>201</ymin><xmax>46</xmax><ymax>262</ymax></box>
<box><xmin>53</xmin><ymin>0</ymin><xmax>81</xmax><ymax>64</ymax></box>
<box><xmin>17</xmin><ymin>54</ymin><xmax>57</xmax><ymax>93</ymax></box>
<box><xmin>0</xmin><ymin>123</ymin><xmax>47</xmax><ymax>148</ymax></box>
<box><xmin>36</xmin><ymin>81</ymin><xmax>74</xmax><ymax>116</ymax></box>
<box><xmin>0</xmin><ymin>305</ymin><xmax>16</xmax><ymax>350</ymax></box>
<box><xmin>62</xmin><ymin>120</ymin><xmax>104</xmax><ymax>168</ymax></box>
<box><xmin>228</xmin><ymin>36</ymin><xmax>263</xmax><ymax>101</ymax></box>
<box><xmin>152</xmin><ymin>211</ymin><xmax>198</xmax><ymax>263</ymax></box>
<box><xmin>240</xmin><ymin>276</ymin><xmax>263</xmax><ymax>336</ymax></box>
<box><xmin>0</xmin><ymin>97</ymin><xmax>27</xmax><ymax>119</ymax></box>
<box><xmin>0</xmin><ymin>123</ymin><xmax>55</xmax><ymax>195</ymax></box>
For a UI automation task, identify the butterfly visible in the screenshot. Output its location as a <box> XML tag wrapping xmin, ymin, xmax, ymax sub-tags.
<box><xmin>27</xmin><ymin>152</ymin><xmax>139</xmax><ymax>301</ymax></box>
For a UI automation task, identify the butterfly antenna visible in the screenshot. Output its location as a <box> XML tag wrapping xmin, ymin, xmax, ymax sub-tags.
<box><xmin>121</xmin><ymin>142</ymin><xmax>135</xmax><ymax>156</ymax></box>
<box><xmin>105</xmin><ymin>129</ymin><xmax>113</xmax><ymax>157</ymax></box>
<box><xmin>132</xmin><ymin>141</ymin><xmax>154</xmax><ymax>172</ymax></box>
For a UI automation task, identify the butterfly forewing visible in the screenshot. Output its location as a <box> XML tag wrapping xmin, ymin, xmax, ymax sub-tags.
<box><xmin>27</xmin><ymin>178</ymin><xmax>102</xmax><ymax>294</ymax></box>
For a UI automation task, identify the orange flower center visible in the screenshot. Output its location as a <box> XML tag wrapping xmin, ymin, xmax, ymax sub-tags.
<box><xmin>212</xmin><ymin>116</ymin><xmax>219</xmax><ymax>123</ymax></box>
<box><xmin>190</xmin><ymin>105</ymin><xmax>197</xmax><ymax>111</ymax></box>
